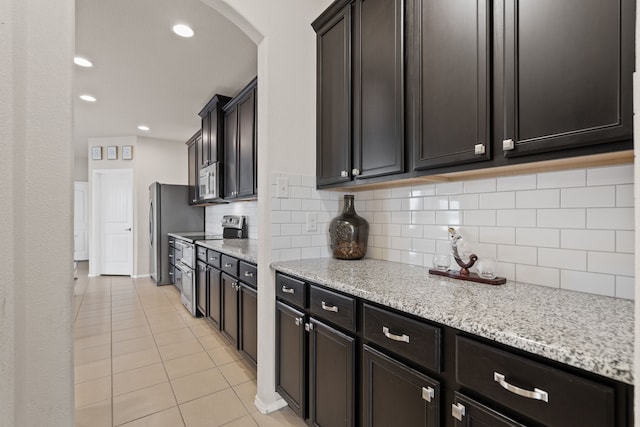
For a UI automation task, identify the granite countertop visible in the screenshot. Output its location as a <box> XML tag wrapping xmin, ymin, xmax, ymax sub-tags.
<box><xmin>271</xmin><ymin>258</ymin><xmax>634</xmax><ymax>385</ymax></box>
<box><xmin>196</xmin><ymin>238</ymin><xmax>258</xmax><ymax>264</ymax></box>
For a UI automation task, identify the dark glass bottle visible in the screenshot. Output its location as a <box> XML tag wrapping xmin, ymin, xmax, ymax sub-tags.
<box><xmin>329</xmin><ymin>195</ymin><xmax>369</xmax><ymax>260</ymax></box>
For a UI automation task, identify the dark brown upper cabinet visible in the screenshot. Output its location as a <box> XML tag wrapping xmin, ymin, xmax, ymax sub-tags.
<box><xmin>408</xmin><ymin>0</ymin><xmax>491</xmax><ymax>170</ymax></box>
<box><xmin>223</xmin><ymin>77</ymin><xmax>258</xmax><ymax>200</ymax></box>
<box><xmin>494</xmin><ymin>0</ymin><xmax>634</xmax><ymax>158</ymax></box>
<box><xmin>198</xmin><ymin>94</ymin><xmax>231</xmax><ymax>169</ymax></box>
<box><xmin>186</xmin><ymin>131</ymin><xmax>200</xmax><ymax>205</ymax></box>
<box><xmin>313</xmin><ymin>0</ymin><xmax>404</xmax><ymax>188</ymax></box>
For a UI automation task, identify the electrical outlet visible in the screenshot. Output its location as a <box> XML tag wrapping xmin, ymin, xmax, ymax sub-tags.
<box><xmin>306</xmin><ymin>212</ymin><xmax>317</xmax><ymax>232</ymax></box>
<box><xmin>276</xmin><ymin>177</ymin><xmax>289</xmax><ymax>198</ymax></box>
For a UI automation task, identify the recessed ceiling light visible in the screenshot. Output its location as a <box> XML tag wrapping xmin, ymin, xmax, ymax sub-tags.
<box><xmin>79</xmin><ymin>94</ymin><xmax>96</xmax><ymax>102</ymax></box>
<box><xmin>74</xmin><ymin>56</ymin><xmax>93</xmax><ymax>67</ymax></box>
<box><xmin>137</xmin><ymin>125</ymin><xmax>150</xmax><ymax>131</ymax></box>
<box><xmin>172</xmin><ymin>24</ymin><xmax>194</xmax><ymax>38</ymax></box>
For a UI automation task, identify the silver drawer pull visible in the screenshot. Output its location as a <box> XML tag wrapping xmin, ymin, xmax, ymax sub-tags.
<box><xmin>382</xmin><ymin>326</ymin><xmax>410</xmax><ymax>343</ymax></box>
<box><xmin>244</xmin><ymin>271</ymin><xmax>255</xmax><ymax>277</ymax></box>
<box><xmin>451</xmin><ymin>403</ymin><xmax>466</xmax><ymax>421</ymax></box>
<box><xmin>224</xmin><ymin>263</ymin><xmax>233</xmax><ymax>267</ymax></box>
<box><xmin>493</xmin><ymin>372</ymin><xmax>549</xmax><ymax>402</ymax></box>
<box><xmin>282</xmin><ymin>286</ymin><xmax>295</xmax><ymax>294</ymax></box>
<box><xmin>321</xmin><ymin>301</ymin><xmax>339</xmax><ymax>313</ymax></box>
<box><xmin>294</xmin><ymin>317</ymin><xmax>303</xmax><ymax>326</ymax></box>
<box><xmin>421</xmin><ymin>386</ymin><xmax>434</xmax><ymax>402</ymax></box>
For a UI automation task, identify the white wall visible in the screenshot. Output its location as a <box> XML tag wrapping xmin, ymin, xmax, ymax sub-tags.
<box><xmin>0</xmin><ymin>0</ymin><xmax>75</xmax><ymax>425</ymax></box>
<box><xmin>88</xmin><ymin>135</ymin><xmax>188</xmax><ymax>277</ymax></box>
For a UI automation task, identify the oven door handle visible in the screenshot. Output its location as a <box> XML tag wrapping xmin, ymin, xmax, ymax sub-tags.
<box><xmin>175</xmin><ymin>262</ymin><xmax>193</xmax><ymax>277</ymax></box>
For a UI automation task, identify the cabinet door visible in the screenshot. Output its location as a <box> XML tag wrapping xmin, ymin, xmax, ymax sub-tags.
<box><xmin>207</xmin><ymin>267</ymin><xmax>221</xmax><ymax>328</ymax></box>
<box><xmin>315</xmin><ymin>5</ymin><xmax>352</xmax><ymax>187</ymax></box>
<box><xmin>276</xmin><ymin>302</ymin><xmax>307</xmax><ymax>419</ymax></box>
<box><xmin>201</xmin><ymin>113</ymin><xmax>211</xmax><ymax>167</ymax></box>
<box><xmin>452</xmin><ymin>392</ymin><xmax>525</xmax><ymax>427</ymax></box>
<box><xmin>308</xmin><ymin>318</ymin><xmax>355</xmax><ymax>427</ymax></box>
<box><xmin>187</xmin><ymin>137</ymin><xmax>198</xmax><ymax>205</ymax></box>
<box><xmin>239</xmin><ymin>283</ymin><xmax>257</xmax><ymax>367</ymax></box>
<box><xmin>409</xmin><ymin>0</ymin><xmax>491</xmax><ymax>170</ymax></box>
<box><xmin>221</xmin><ymin>272</ymin><xmax>239</xmax><ymax>346</ymax></box>
<box><xmin>224</xmin><ymin>108</ymin><xmax>238</xmax><ymax>199</ymax></box>
<box><xmin>362</xmin><ymin>345</ymin><xmax>440</xmax><ymax>427</ymax></box>
<box><xmin>237</xmin><ymin>90</ymin><xmax>256</xmax><ymax>198</ymax></box>
<box><xmin>197</xmin><ymin>130</ymin><xmax>207</xmax><ymax>171</ymax></box>
<box><xmin>196</xmin><ymin>261</ymin><xmax>208</xmax><ymax>316</ymax></box>
<box><xmin>353</xmin><ymin>0</ymin><xmax>404</xmax><ymax>179</ymax></box>
<box><xmin>496</xmin><ymin>0</ymin><xmax>633</xmax><ymax>157</ymax></box>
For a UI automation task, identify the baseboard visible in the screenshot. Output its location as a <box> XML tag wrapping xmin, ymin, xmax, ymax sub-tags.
<box><xmin>132</xmin><ymin>274</ymin><xmax>150</xmax><ymax>279</ymax></box>
<box><xmin>254</xmin><ymin>393</ymin><xmax>288</xmax><ymax>415</ymax></box>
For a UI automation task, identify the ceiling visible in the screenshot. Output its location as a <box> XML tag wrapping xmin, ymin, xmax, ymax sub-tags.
<box><xmin>74</xmin><ymin>0</ymin><xmax>257</xmax><ymax>160</ymax></box>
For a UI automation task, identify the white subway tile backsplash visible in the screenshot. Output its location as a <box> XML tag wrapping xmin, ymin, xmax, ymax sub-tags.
<box><xmin>449</xmin><ymin>194</ymin><xmax>479</xmax><ymax>210</ymax></box>
<box><xmin>537</xmin><ymin>209</ymin><xmax>585</xmax><ymax>229</ymax></box>
<box><xmin>497</xmin><ymin>209</ymin><xmax>536</xmax><ymax>227</ymax></box>
<box><xmin>516</xmin><ymin>189</ymin><xmax>560</xmax><ymax>209</ymax></box>
<box><xmin>615</xmin><ymin>276</ymin><xmax>635</xmax><ymax>300</ymax></box>
<box><xmin>537</xmin><ymin>169</ymin><xmax>586</xmax><ymax>188</ymax></box>
<box><xmin>516</xmin><ymin>228</ymin><xmax>559</xmax><ymax>248</ymax></box>
<box><xmin>479</xmin><ymin>227</ymin><xmax>515</xmax><ymax>245</ymax></box>
<box><xmin>538</xmin><ymin>248</ymin><xmax>587</xmax><ymax>271</ymax></box>
<box><xmin>424</xmin><ymin>196</ymin><xmax>449</xmax><ymax>210</ymax></box>
<box><xmin>497</xmin><ymin>174</ymin><xmax>536</xmax><ymax>191</ymax></box>
<box><xmin>464</xmin><ymin>178</ymin><xmax>496</xmax><ymax>193</ymax></box>
<box><xmin>479</xmin><ymin>192</ymin><xmax>515</xmax><ymax>209</ymax></box>
<box><xmin>587</xmin><ymin>164</ymin><xmax>633</xmax><ymax>186</ymax></box>
<box><xmin>273</xmin><ymin>166</ymin><xmax>634</xmax><ymax>299</ymax></box>
<box><xmin>464</xmin><ymin>210</ymin><xmax>496</xmax><ymax>226</ymax></box>
<box><xmin>561</xmin><ymin>186</ymin><xmax>615</xmax><ymax>208</ymax></box>
<box><xmin>616</xmin><ymin>230</ymin><xmax>634</xmax><ymax>253</ymax></box>
<box><xmin>587</xmin><ymin>208</ymin><xmax>634</xmax><ymax>230</ymax></box>
<box><xmin>516</xmin><ymin>265</ymin><xmax>559</xmax><ymax>288</ymax></box>
<box><xmin>616</xmin><ymin>184</ymin><xmax>634</xmax><ymax>207</ymax></box>
<box><xmin>560</xmin><ymin>229</ymin><xmax>615</xmax><ymax>252</ymax></box>
<box><xmin>560</xmin><ymin>271</ymin><xmax>615</xmax><ymax>297</ymax></box>
<box><xmin>588</xmin><ymin>252</ymin><xmax>634</xmax><ymax>276</ymax></box>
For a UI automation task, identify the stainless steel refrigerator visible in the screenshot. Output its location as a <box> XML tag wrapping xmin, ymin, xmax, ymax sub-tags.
<box><xmin>149</xmin><ymin>183</ymin><xmax>204</xmax><ymax>285</ymax></box>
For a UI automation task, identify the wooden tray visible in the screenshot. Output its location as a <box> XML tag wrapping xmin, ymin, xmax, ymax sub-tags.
<box><xmin>428</xmin><ymin>269</ymin><xmax>506</xmax><ymax>285</ymax></box>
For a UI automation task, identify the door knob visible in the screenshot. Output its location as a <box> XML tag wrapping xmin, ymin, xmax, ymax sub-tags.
<box><xmin>125</xmin><ymin>227</ymin><xmax>132</xmax><ymax>231</ymax></box>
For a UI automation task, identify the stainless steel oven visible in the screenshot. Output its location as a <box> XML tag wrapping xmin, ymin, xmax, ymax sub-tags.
<box><xmin>173</xmin><ymin>238</ymin><xmax>197</xmax><ymax>315</ymax></box>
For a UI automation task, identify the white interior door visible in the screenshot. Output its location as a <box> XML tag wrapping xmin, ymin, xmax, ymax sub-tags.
<box><xmin>74</xmin><ymin>181</ymin><xmax>89</xmax><ymax>260</ymax></box>
<box><xmin>96</xmin><ymin>170</ymin><xmax>133</xmax><ymax>275</ymax></box>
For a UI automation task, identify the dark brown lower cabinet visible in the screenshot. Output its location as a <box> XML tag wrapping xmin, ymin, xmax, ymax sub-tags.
<box><xmin>207</xmin><ymin>267</ymin><xmax>221</xmax><ymax>328</ymax></box>
<box><xmin>362</xmin><ymin>345</ymin><xmax>440</xmax><ymax>427</ymax></box>
<box><xmin>221</xmin><ymin>272</ymin><xmax>239</xmax><ymax>346</ymax></box>
<box><xmin>308</xmin><ymin>318</ymin><xmax>355</xmax><ymax>427</ymax></box>
<box><xmin>452</xmin><ymin>392</ymin><xmax>525</xmax><ymax>427</ymax></box>
<box><xmin>275</xmin><ymin>301</ymin><xmax>307</xmax><ymax>419</ymax></box>
<box><xmin>239</xmin><ymin>283</ymin><xmax>257</xmax><ymax>367</ymax></box>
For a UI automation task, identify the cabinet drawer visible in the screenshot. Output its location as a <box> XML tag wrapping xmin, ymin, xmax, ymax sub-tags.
<box><xmin>239</xmin><ymin>261</ymin><xmax>257</xmax><ymax>288</ymax></box>
<box><xmin>455</xmin><ymin>336</ymin><xmax>615</xmax><ymax>427</ymax></box>
<box><xmin>207</xmin><ymin>250</ymin><xmax>221</xmax><ymax>268</ymax></box>
<box><xmin>276</xmin><ymin>273</ymin><xmax>306</xmax><ymax>309</ymax></box>
<box><xmin>221</xmin><ymin>254</ymin><xmax>239</xmax><ymax>277</ymax></box>
<box><xmin>309</xmin><ymin>285</ymin><xmax>355</xmax><ymax>333</ymax></box>
<box><xmin>196</xmin><ymin>245</ymin><xmax>208</xmax><ymax>262</ymax></box>
<box><xmin>363</xmin><ymin>303</ymin><xmax>441</xmax><ymax>373</ymax></box>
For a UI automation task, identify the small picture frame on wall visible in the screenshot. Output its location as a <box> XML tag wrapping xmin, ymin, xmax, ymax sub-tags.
<box><xmin>91</xmin><ymin>146</ymin><xmax>102</xmax><ymax>160</ymax></box>
<box><xmin>122</xmin><ymin>145</ymin><xmax>133</xmax><ymax>160</ymax></box>
<box><xmin>106</xmin><ymin>146</ymin><xmax>118</xmax><ymax>160</ymax></box>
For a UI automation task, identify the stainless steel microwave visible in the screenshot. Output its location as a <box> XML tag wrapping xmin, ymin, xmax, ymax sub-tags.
<box><xmin>199</xmin><ymin>162</ymin><xmax>219</xmax><ymax>200</ymax></box>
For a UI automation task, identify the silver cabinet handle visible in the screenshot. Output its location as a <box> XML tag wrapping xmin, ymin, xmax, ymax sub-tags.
<box><xmin>294</xmin><ymin>317</ymin><xmax>303</xmax><ymax>326</ymax></box>
<box><xmin>209</xmin><ymin>256</ymin><xmax>218</xmax><ymax>262</ymax></box>
<box><xmin>474</xmin><ymin>143</ymin><xmax>486</xmax><ymax>155</ymax></box>
<box><xmin>169</xmin><ymin>240</ymin><xmax>174</xmax><ymax>244</ymax></box>
<box><xmin>382</xmin><ymin>326</ymin><xmax>410</xmax><ymax>343</ymax></box>
<box><xmin>305</xmin><ymin>322</ymin><xmax>314</xmax><ymax>332</ymax></box>
<box><xmin>493</xmin><ymin>372</ymin><xmax>549</xmax><ymax>402</ymax></box>
<box><xmin>232</xmin><ymin>283</ymin><xmax>240</xmax><ymax>291</ymax></box>
<box><xmin>503</xmin><ymin>138</ymin><xmax>515</xmax><ymax>151</ymax></box>
<box><xmin>282</xmin><ymin>286</ymin><xmax>295</xmax><ymax>294</ymax></box>
<box><xmin>422</xmin><ymin>387</ymin><xmax>434</xmax><ymax>402</ymax></box>
<box><xmin>341</xmin><ymin>170</ymin><xmax>348</xmax><ymax>177</ymax></box>
<box><xmin>352</xmin><ymin>168</ymin><xmax>360</xmax><ymax>176</ymax></box>
<box><xmin>224</xmin><ymin>263</ymin><xmax>233</xmax><ymax>267</ymax></box>
<box><xmin>321</xmin><ymin>301</ymin><xmax>339</xmax><ymax>313</ymax></box>
<box><xmin>244</xmin><ymin>271</ymin><xmax>255</xmax><ymax>277</ymax></box>
<box><xmin>451</xmin><ymin>403</ymin><xmax>466</xmax><ymax>421</ymax></box>
<box><xmin>169</xmin><ymin>254</ymin><xmax>173</xmax><ymax>258</ymax></box>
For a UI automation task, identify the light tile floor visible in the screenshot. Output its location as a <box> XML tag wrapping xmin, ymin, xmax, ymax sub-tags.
<box><xmin>73</xmin><ymin>262</ymin><xmax>305</xmax><ymax>427</ymax></box>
